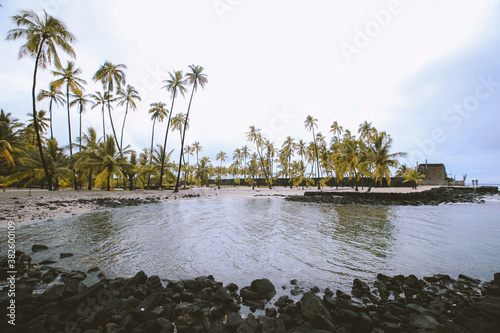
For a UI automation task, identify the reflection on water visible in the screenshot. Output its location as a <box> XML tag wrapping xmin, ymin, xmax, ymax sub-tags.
<box><xmin>2</xmin><ymin>198</ymin><xmax>500</xmax><ymax>291</ymax></box>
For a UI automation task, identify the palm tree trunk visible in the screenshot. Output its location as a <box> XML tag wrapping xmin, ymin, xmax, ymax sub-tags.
<box><xmin>160</xmin><ymin>90</ymin><xmax>176</xmax><ymax>189</ymax></box>
<box><xmin>101</xmin><ymin>105</ymin><xmax>106</xmax><ymax>139</ymax></box>
<box><xmin>256</xmin><ymin>145</ymin><xmax>272</xmax><ymax>189</ymax></box>
<box><xmin>147</xmin><ymin>119</ymin><xmax>156</xmax><ymax>189</ymax></box>
<box><xmin>106</xmin><ymin>87</ymin><xmax>120</xmax><ymax>153</ymax></box>
<box><xmin>107</xmin><ymin>171</ymin><xmax>111</xmax><ymax>191</ymax></box>
<box><xmin>49</xmin><ymin>98</ymin><xmax>54</xmax><ymax>140</ymax></box>
<box><xmin>120</xmin><ymin>101</ymin><xmax>129</xmax><ymax>152</ymax></box>
<box><xmin>88</xmin><ymin>169</ymin><xmax>92</xmax><ymax>190</ymax></box>
<box><xmin>79</xmin><ymin>105</ymin><xmax>82</xmax><ymax>152</ymax></box>
<box><xmin>32</xmin><ymin>40</ymin><xmax>52</xmax><ymax>191</ymax></box>
<box><xmin>66</xmin><ymin>84</ymin><xmax>73</xmax><ymax>156</ymax></box>
<box><xmin>312</xmin><ymin>128</ymin><xmax>320</xmax><ymax>190</ymax></box>
<box><xmin>174</xmin><ymin>83</ymin><xmax>196</xmax><ymax>193</ymax></box>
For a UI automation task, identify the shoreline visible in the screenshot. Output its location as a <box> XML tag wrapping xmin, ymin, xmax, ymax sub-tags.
<box><xmin>0</xmin><ymin>185</ymin><xmax>459</xmax><ymax>225</ymax></box>
<box><xmin>1</xmin><ymin>251</ymin><xmax>499</xmax><ymax>332</ymax></box>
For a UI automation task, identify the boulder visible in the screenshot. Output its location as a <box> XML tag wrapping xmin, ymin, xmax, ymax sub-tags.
<box><xmin>251</xmin><ymin>279</ymin><xmax>276</xmax><ymax>300</ymax></box>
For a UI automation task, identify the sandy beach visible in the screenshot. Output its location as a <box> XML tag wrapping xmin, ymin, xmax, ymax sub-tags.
<box><xmin>0</xmin><ymin>185</ymin><xmax>439</xmax><ymax>225</ymax></box>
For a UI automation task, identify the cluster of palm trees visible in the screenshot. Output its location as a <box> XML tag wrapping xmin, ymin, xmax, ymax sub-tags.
<box><xmin>3</xmin><ymin>8</ymin><xmax>207</xmax><ymax>191</ymax></box>
<box><xmin>2</xmin><ymin>8</ymin><xmax>424</xmax><ymax>191</ymax></box>
<box><xmin>205</xmin><ymin>119</ymin><xmax>421</xmax><ymax>191</ymax></box>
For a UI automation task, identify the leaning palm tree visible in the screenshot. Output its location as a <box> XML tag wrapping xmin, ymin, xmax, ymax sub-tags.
<box><xmin>117</xmin><ymin>84</ymin><xmax>141</xmax><ymax>151</ymax></box>
<box><xmin>161</xmin><ymin>70</ymin><xmax>188</xmax><ymax>190</ymax></box>
<box><xmin>37</xmin><ymin>83</ymin><xmax>64</xmax><ymax>139</ymax></box>
<box><xmin>147</xmin><ymin>102</ymin><xmax>168</xmax><ymax>188</ymax></box>
<box><xmin>51</xmin><ymin>60</ymin><xmax>86</xmax><ymax>157</ymax></box>
<box><xmin>174</xmin><ymin>65</ymin><xmax>208</xmax><ymax>193</ymax></box>
<box><xmin>304</xmin><ymin>115</ymin><xmax>321</xmax><ymax>189</ymax></box>
<box><xmin>93</xmin><ymin>61</ymin><xmax>126</xmax><ymax>152</ymax></box>
<box><xmin>6</xmin><ymin>9</ymin><xmax>76</xmax><ymax>190</ymax></box>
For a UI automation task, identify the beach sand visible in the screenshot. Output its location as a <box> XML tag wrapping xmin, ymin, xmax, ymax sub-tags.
<box><xmin>0</xmin><ymin>185</ymin><xmax>437</xmax><ymax>225</ymax></box>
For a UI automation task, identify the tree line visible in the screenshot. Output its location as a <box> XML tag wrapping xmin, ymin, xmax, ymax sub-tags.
<box><xmin>1</xmin><ymin>8</ymin><xmax>424</xmax><ymax>191</ymax></box>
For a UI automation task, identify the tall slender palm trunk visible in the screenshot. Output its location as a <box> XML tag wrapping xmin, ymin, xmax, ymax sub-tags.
<box><xmin>66</xmin><ymin>83</ymin><xmax>73</xmax><ymax>156</ymax></box>
<box><xmin>120</xmin><ymin>101</ymin><xmax>129</xmax><ymax>152</ymax></box>
<box><xmin>174</xmin><ymin>85</ymin><xmax>195</xmax><ymax>192</ymax></box>
<box><xmin>147</xmin><ymin>119</ymin><xmax>156</xmax><ymax>189</ymax></box>
<box><xmin>159</xmin><ymin>90</ymin><xmax>176</xmax><ymax>189</ymax></box>
<box><xmin>49</xmin><ymin>98</ymin><xmax>54</xmax><ymax>140</ymax></box>
<box><xmin>32</xmin><ymin>40</ymin><xmax>52</xmax><ymax>190</ymax></box>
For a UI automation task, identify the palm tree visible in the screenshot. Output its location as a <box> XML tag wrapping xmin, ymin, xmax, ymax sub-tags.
<box><xmin>246</xmin><ymin>158</ymin><xmax>260</xmax><ymax>190</ymax></box>
<box><xmin>281</xmin><ymin>136</ymin><xmax>295</xmax><ymax>187</ymax></box>
<box><xmin>147</xmin><ymin>102</ymin><xmax>168</xmax><ymax>188</ymax></box>
<box><xmin>291</xmin><ymin>160</ymin><xmax>314</xmax><ymax>190</ymax></box>
<box><xmin>75</xmin><ymin>135</ymin><xmax>132</xmax><ymax>191</ymax></box>
<box><xmin>69</xmin><ymin>90</ymin><xmax>90</xmax><ymax>152</ymax></box>
<box><xmin>183</xmin><ymin>145</ymin><xmax>194</xmax><ymax>188</ymax></box>
<box><xmin>403</xmin><ymin>168</ymin><xmax>425</xmax><ymax>189</ymax></box>
<box><xmin>161</xmin><ymin>70</ymin><xmax>188</xmax><ymax>189</ymax></box>
<box><xmin>241</xmin><ymin>145</ymin><xmax>250</xmax><ymax>184</ymax></box>
<box><xmin>77</xmin><ymin>127</ymin><xmax>99</xmax><ymax>190</ymax></box>
<box><xmin>37</xmin><ymin>83</ymin><xmax>64</xmax><ymax>139</ymax></box>
<box><xmin>117</xmin><ymin>84</ymin><xmax>141</xmax><ymax>151</ymax></box>
<box><xmin>0</xmin><ymin>110</ymin><xmax>23</xmax><ymax>168</ymax></box>
<box><xmin>196</xmin><ymin>157</ymin><xmax>212</xmax><ymax>187</ymax></box>
<box><xmin>216</xmin><ymin>151</ymin><xmax>227</xmax><ymax>189</ymax></box>
<box><xmin>7</xmin><ymin>9</ymin><xmax>76</xmax><ymax>190</ymax></box>
<box><xmin>330</xmin><ymin>121</ymin><xmax>344</xmax><ymax>141</ymax></box>
<box><xmin>193</xmin><ymin>141</ymin><xmax>203</xmax><ymax>168</ymax></box>
<box><xmin>361</xmin><ymin>131</ymin><xmax>405</xmax><ymax>190</ymax></box>
<box><xmin>93</xmin><ymin>61</ymin><xmax>127</xmax><ymax>152</ymax></box>
<box><xmin>152</xmin><ymin>145</ymin><xmax>177</xmax><ymax>187</ymax></box>
<box><xmin>174</xmin><ymin>65</ymin><xmax>208</xmax><ymax>193</ymax></box>
<box><xmin>337</xmin><ymin>136</ymin><xmax>361</xmax><ymax>191</ymax></box>
<box><xmin>90</xmin><ymin>91</ymin><xmax>114</xmax><ymax>139</ymax></box>
<box><xmin>25</xmin><ymin>110</ymin><xmax>49</xmax><ymax>144</ymax></box>
<box><xmin>246</xmin><ymin>126</ymin><xmax>272</xmax><ymax>189</ymax></box>
<box><xmin>171</xmin><ymin>113</ymin><xmax>188</xmax><ymax>140</ymax></box>
<box><xmin>304</xmin><ymin>115</ymin><xmax>321</xmax><ymax>189</ymax></box>
<box><xmin>51</xmin><ymin>60</ymin><xmax>86</xmax><ymax>157</ymax></box>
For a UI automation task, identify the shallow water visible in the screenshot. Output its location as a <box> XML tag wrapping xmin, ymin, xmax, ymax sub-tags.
<box><xmin>3</xmin><ymin>195</ymin><xmax>500</xmax><ymax>291</ymax></box>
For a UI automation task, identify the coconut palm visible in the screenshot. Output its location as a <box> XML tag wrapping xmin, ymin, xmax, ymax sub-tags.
<box><xmin>396</xmin><ymin>164</ymin><xmax>408</xmax><ymax>178</ymax></box>
<box><xmin>152</xmin><ymin>145</ymin><xmax>177</xmax><ymax>187</ymax></box>
<box><xmin>117</xmin><ymin>84</ymin><xmax>141</xmax><ymax>151</ymax></box>
<box><xmin>93</xmin><ymin>61</ymin><xmax>127</xmax><ymax>152</ymax></box>
<box><xmin>193</xmin><ymin>141</ymin><xmax>203</xmax><ymax>168</ymax></box>
<box><xmin>246</xmin><ymin>158</ymin><xmax>260</xmax><ymax>190</ymax></box>
<box><xmin>77</xmin><ymin>127</ymin><xmax>100</xmax><ymax>190</ymax></box>
<box><xmin>183</xmin><ymin>145</ymin><xmax>194</xmax><ymax>188</ymax></box>
<box><xmin>403</xmin><ymin>168</ymin><xmax>425</xmax><ymax>189</ymax></box>
<box><xmin>196</xmin><ymin>156</ymin><xmax>212</xmax><ymax>187</ymax></box>
<box><xmin>51</xmin><ymin>60</ymin><xmax>86</xmax><ymax>157</ymax></box>
<box><xmin>291</xmin><ymin>160</ymin><xmax>314</xmax><ymax>190</ymax></box>
<box><xmin>216</xmin><ymin>151</ymin><xmax>227</xmax><ymax>189</ymax></box>
<box><xmin>171</xmin><ymin>113</ymin><xmax>188</xmax><ymax>140</ymax></box>
<box><xmin>147</xmin><ymin>102</ymin><xmax>168</xmax><ymax>188</ymax></box>
<box><xmin>174</xmin><ymin>65</ymin><xmax>208</xmax><ymax>193</ymax></box>
<box><xmin>25</xmin><ymin>110</ymin><xmax>49</xmax><ymax>145</ymax></box>
<box><xmin>337</xmin><ymin>136</ymin><xmax>361</xmax><ymax>191</ymax></box>
<box><xmin>330</xmin><ymin>121</ymin><xmax>344</xmax><ymax>141</ymax></box>
<box><xmin>75</xmin><ymin>135</ymin><xmax>132</xmax><ymax>191</ymax></box>
<box><xmin>241</xmin><ymin>145</ymin><xmax>250</xmax><ymax>184</ymax></box>
<box><xmin>160</xmin><ymin>70</ymin><xmax>188</xmax><ymax>189</ymax></box>
<box><xmin>69</xmin><ymin>90</ymin><xmax>90</xmax><ymax>152</ymax></box>
<box><xmin>281</xmin><ymin>136</ymin><xmax>295</xmax><ymax>187</ymax></box>
<box><xmin>6</xmin><ymin>9</ymin><xmax>76</xmax><ymax>190</ymax></box>
<box><xmin>0</xmin><ymin>110</ymin><xmax>23</xmax><ymax>168</ymax></box>
<box><xmin>304</xmin><ymin>115</ymin><xmax>321</xmax><ymax>189</ymax></box>
<box><xmin>246</xmin><ymin>126</ymin><xmax>272</xmax><ymax>189</ymax></box>
<box><xmin>37</xmin><ymin>83</ymin><xmax>64</xmax><ymax>139</ymax></box>
<box><xmin>361</xmin><ymin>131</ymin><xmax>405</xmax><ymax>190</ymax></box>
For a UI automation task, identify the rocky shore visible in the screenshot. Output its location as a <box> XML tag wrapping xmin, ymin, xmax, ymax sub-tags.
<box><xmin>1</xmin><ymin>251</ymin><xmax>499</xmax><ymax>333</ymax></box>
<box><xmin>286</xmin><ymin>186</ymin><xmax>499</xmax><ymax>206</ymax></box>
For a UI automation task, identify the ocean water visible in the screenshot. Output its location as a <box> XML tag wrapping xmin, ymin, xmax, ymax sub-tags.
<box><xmin>2</xmin><ymin>195</ymin><xmax>500</xmax><ymax>292</ymax></box>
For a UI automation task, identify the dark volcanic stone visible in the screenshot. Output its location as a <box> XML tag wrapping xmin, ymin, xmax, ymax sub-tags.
<box><xmin>251</xmin><ymin>278</ymin><xmax>276</xmax><ymax>300</ymax></box>
<box><xmin>300</xmin><ymin>291</ymin><xmax>332</xmax><ymax>322</ymax></box>
<box><xmin>60</xmin><ymin>252</ymin><xmax>74</xmax><ymax>258</ymax></box>
<box><xmin>32</xmin><ymin>244</ymin><xmax>48</xmax><ymax>252</ymax></box>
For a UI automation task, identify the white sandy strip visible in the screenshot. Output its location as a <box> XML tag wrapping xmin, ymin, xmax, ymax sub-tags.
<box><xmin>0</xmin><ymin>185</ymin><xmax>437</xmax><ymax>225</ymax></box>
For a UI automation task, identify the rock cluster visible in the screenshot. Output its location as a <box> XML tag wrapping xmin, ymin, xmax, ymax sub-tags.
<box><xmin>1</xmin><ymin>251</ymin><xmax>499</xmax><ymax>332</ymax></box>
<box><xmin>287</xmin><ymin>187</ymin><xmax>499</xmax><ymax>206</ymax></box>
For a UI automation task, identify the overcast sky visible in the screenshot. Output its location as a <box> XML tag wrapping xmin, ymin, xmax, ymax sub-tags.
<box><xmin>1</xmin><ymin>0</ymin><xmax>499</xmax><ymax>184</ymax></box>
